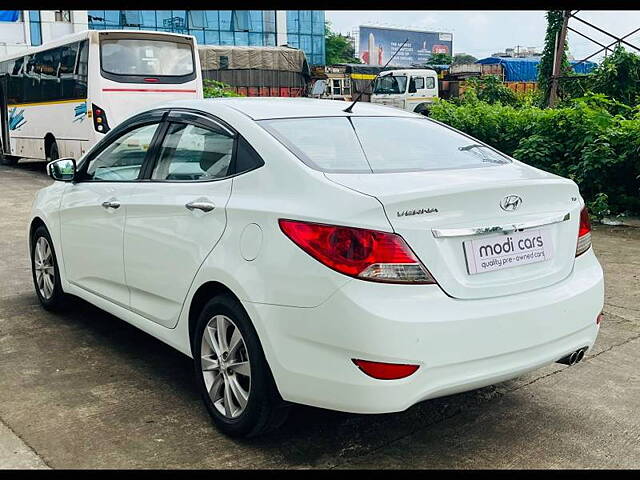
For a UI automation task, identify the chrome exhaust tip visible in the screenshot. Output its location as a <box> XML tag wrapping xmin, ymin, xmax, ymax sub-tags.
<box><xmin>556</xmin><ymin>347</ymin><xmax>588</xmax><ymax>366</ymax></box>
<box><xmin>569</xmin><ymin>351</ymin><xmax>578</xmax><ymax>365</ymax></box>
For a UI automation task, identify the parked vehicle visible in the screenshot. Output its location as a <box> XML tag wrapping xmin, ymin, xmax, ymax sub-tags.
<box><xmin>316</xmin><ymin>64</ymin><xmax>393</xmax><ymax>102</ymax></box>
<box><xmin>0</xmin><ymin>30</ymin><xmax>202</xmax><ymax>166</ymax></box>
<box><xmin>30</xmin><ymin>98</ymin><xmax>603</xmax><ymax>437</ymax></box>
<box><xmin>198</xmin><ymin>45</ymin><xmax>310</xmax><ymax>98</ymax></box>
<box><xmin>370</xmin><ymin>68</ymin><xmax>439</xmax><ymax>114</ymax></box>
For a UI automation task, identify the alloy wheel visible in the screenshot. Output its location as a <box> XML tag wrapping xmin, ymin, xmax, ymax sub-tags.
<box><xmin>200</xmin><ymin>314</ymin><xmax>251</xmax><ymax>419</ymax></box>
<box><xmin>34</xmin><ymin>236</ymin><xmax>55</xmax><ymax>300</ymax></box>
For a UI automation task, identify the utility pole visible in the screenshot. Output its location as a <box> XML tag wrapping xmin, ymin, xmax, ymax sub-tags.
<box><xmin>548</xmin><ymin>10</ymin><xmax>570</xmax><ymax>107</ymax></box>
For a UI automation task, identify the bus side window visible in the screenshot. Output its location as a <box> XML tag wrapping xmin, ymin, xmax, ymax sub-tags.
<box><xmin>23</xmin><ymin>55</ymin><xmax>40</xmax><ymax>104</ymax></box>
<box><xmin>75</xmin><ymin>40</ymin><xmax>88</xmax><ymax>99</ymax></box>
<box><xmin>4</xmin><ymin>57</ymin><xmax>23</xmax><ymax>104</ymax></box>
<box><xmin>38</xmin><ymin>48</ymin><xmax>62</xmax><ymax>103</ymax></box>
<box><xmin>60</xmin><ymin>43</ymin><xmax>78</xmax><ymax>100</ymax></box>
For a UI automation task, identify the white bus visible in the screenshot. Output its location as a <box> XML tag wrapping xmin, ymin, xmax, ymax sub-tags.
<box><xmin>0</xmin><ymin>30</ymin><xmax>203</xmax><ymax>166</ymax></box>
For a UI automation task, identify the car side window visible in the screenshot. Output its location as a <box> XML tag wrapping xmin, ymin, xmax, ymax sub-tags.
<box><xmin>151</xmin><ymin>122</ymin><xmax>234</xmax><ymax>181</ymax></box>
<box><xmin>425</xmin><ymin>77</ymin><xmax>436</xmax><ymax>89</ymax></box>
<box><xmin>84</xmin><ymin>123</ymin><xmax>159</xmax><ymax>181</ymax></box>
<box><xmin>234</xmin><ymin>135</ymin><xmax>265</xmax><ymax>175</ymax></box>
<box><xmin>413</xmin><ymin>77</ymin><xmax>425</xmax><ymax>90</ymax></box>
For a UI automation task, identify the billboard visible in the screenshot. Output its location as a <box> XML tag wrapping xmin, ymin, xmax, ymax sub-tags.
<box><xmin>358</xmin><ymin>26</ymin><xmax>453</xmax><ymax>67</ymax></box>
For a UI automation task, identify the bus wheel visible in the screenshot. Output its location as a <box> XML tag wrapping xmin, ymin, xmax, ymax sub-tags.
<box><xmin>48</xmin><ymin>142</ymin><xmax>59</xmax><ymax>162</ymax></box>
<box><xmin>0</xmin><ymin>150</ymin><xmax>18</xmax><ymax>166</ymax></box>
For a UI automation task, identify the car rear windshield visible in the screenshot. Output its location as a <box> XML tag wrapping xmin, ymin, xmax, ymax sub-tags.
<box><xmin>100</xmin><ymin>38</ymin><xmax>194</xmax><ymax>77</ymax></box>
<box><xmin>260</xmin><ymin>116</ymin><xmax>511</xmax><ymax>173</ymax></box>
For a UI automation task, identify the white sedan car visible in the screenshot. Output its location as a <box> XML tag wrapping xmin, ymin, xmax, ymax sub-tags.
<box><xmin>29</xmin><ymin>98</ymin><xmax>604</xmax><ymax>437</ymax></box>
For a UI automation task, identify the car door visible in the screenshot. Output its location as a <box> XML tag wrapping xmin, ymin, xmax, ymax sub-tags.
<box><xmin>406</xmin><ymin>76</ymin><xmax>426</xmax><ymax>111</ymax></box>
<box><xmin>123</xmin><ymin>110</ymin><xmax>235</xmax><ymax>328</ymax></box>
<box><xmin>58</xmin><ymin>116</ymin><xmax>164</xmax><ymax>306</ymax></box>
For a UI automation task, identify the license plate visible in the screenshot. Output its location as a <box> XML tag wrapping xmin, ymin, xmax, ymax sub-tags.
<box><xmin>463</xmin><ymin>228</ymin><xmax>553</xmax><ymax>275</ymax></box>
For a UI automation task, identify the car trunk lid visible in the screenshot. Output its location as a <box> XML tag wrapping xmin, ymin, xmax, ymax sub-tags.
<box><xmin>325</xmin><ymin>163</ymin><xmax>582</xmax><ymax>300</ymax></box>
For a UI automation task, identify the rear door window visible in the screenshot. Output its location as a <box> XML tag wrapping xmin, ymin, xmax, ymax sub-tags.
<box><xmin>151</xmin><ymin>123</ymin><xmax>234</xmax><ymax>181</ymax></box>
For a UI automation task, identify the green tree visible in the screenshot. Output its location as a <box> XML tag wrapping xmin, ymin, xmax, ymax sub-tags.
<box><xmin>559</xmin><ymin>47</ymin><xmax>640</xmax><ymax>115</ymax></box>
<box><xmin>452</xmin><ymin>53</ymin><xmax>478</xmax><ymax>65</ymax></box>
<box><xmin>589</xmin><ymin>46</ymin><xmax>640</xmax><ymax>107</ymax></box>
<box><xmin>426</xmin><ymin>53</ymin><xmax>453</xmax><ymax>65</ymax></box>
<box><xmin>325</xmin><ymin>22</ymin><xmax>360</xmax><ymax>65</ymax></box>
<box><xmin>538</xmin><ymin>10</ymin><xmax>570</xmax><ymax>107</ymax></box>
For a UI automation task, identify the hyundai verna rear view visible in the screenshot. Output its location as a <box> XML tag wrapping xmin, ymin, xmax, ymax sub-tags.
<box><xmin>29</xmin><ymin>98</ymin><xmax>604</xmax><ymax>437</ymax></box>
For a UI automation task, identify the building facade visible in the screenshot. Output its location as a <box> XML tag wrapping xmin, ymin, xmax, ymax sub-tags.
<box><xmin>0</xmin><ymin>10</ymin><xmax>326</xmax><ymax>64</ymax></box>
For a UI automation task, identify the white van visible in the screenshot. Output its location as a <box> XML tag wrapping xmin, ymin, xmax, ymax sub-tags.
<box><xmin>370</xmin><ymin>69</ymin><xmax>438</xmax><ymax>115</ymax></box>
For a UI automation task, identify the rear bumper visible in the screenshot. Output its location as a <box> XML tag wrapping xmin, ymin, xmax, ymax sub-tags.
<box><xmin>247</xmin><ymin>248</ymin><xmax>604</xmax><ymax>414</ymax></box>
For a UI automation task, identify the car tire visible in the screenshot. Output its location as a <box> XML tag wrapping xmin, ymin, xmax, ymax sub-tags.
<box><xmin>31</xmin><ymin>225</ymin><xmax>69</xmax><ymax>311</ymax></box>
<box><xmin>414</xmin><ymin>105</ymin><xmax>431</xmax><ymax>117</ymax></box>
<box><xmin>193</xmin><ymin>294</ymin><xmax>290</xmax><ymax>437</ymax></box>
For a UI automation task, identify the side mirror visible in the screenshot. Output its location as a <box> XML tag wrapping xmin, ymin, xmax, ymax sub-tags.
<box><xmin>47</xmin><ymin>158</ymin><xmax>76</xmax><ymax>182</ymax></box>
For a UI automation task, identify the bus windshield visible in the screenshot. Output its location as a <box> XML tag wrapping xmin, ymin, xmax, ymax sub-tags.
<box><xmin>100</xmin><ymin>38</ymin><xmax>194</xmax><ymax>77</ymax></box>
<box><xmin>373</xmin><ymin>75</ymin><xmax>407</xmax><ymax>95</ymax></box>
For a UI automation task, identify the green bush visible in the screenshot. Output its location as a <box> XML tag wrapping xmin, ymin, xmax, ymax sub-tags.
<box><xmin>429</xmin><ymin>96</ymin><xmax>640</xmax><ymax>216</ymax></box>
<box><xmin>463</xmin><ymin>75</ymin><xmax>520</xmax><ymax>106</ymax></box>
<box><xmin>203</xmin><ymin>79</ymin><xmax>242</xmax><ymax>98</ymax></box>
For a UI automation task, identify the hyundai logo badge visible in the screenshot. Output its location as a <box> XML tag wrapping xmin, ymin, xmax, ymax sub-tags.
<box><xmin>500</xmin><ymin>195</ymin><xmax>522</xmax><ymax>212</ymax></box>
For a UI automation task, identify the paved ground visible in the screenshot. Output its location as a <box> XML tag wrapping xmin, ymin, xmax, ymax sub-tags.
<box><xmin>1</xmin><ymin>161</ymin><xmax>639</xmax><ymax>469</ymax></box>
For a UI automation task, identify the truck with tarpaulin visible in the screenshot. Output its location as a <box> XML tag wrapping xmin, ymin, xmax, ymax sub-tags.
<box><xmin>198</xmin><ymin>45</ymin><xmax>311</xmax><ymax>97</ymax></box>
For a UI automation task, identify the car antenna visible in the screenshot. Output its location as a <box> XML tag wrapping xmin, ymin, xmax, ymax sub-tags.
<box><xmin>343</xmin><ymin>37</ymin><xmax>409</xmax><ymax>114</ymax></box>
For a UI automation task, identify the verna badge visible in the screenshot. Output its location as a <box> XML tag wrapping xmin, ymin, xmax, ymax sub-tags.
<box><xmin>500</xmin><ymin>195</ymin><xmax>522</xmax><ymax>212</ymax></box>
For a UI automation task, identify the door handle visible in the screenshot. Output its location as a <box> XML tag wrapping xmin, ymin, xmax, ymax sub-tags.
<box><xmin>185</xmin><ymin>201</ymin><xmax>215</xmax><ymax>212</ymax></box>
<box><xmin>101</xmin><ymin>200</ymin><xmax>120</xmax><ymax>209</ymax></box>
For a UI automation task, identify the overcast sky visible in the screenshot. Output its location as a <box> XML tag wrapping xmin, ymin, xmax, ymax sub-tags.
<box><xmin>326</xmin><ymin>11</ymin><xmax>640</xmax><ymax>62</ymax></box>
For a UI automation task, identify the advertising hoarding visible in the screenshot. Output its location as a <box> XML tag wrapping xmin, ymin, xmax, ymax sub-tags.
<box><xmin>358</xmin><ymin>26</ymin><xmax>453</xmax><ymax>67</ymax></box>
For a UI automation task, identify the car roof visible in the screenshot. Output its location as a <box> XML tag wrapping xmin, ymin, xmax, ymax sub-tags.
<box><xmin>157</xmin><ymin>97</ymin><xmax>418</xmax><ymax>120</ymax></box>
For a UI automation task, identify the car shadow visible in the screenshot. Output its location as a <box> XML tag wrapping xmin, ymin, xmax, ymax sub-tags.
<box><xmin>12</xmin><ymin>159</ymin><xmax>49</xmax><ymax>174</ymax></box>
<box><xmin>44</xmin><ymin>293</ymin><xmax>506</xmax><ymax>467</ymax></box>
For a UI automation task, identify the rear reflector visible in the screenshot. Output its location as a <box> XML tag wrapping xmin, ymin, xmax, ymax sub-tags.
<box><xmin>352</xmin><ymin>359</ymin><xmax>420</xmax><ymax>380</ymax></box>
<box><xmin>576</xmin><ymin>206</ymin><xmax>592</xmax><ymax>257</ymax></box>
<box><xmin>279</xmin><ymin>219</ymin><xmax>436</xmax><ymax>284</ymax></box>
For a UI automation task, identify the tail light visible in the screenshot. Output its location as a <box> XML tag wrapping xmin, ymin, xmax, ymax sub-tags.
<box><xmin>278</xmin><ymin>219</ymin><xmax>436</xmax><ymax>284</ymax></box>
<box><xmin>576</xmin><ymin>206</ymin><xmax>592</xmax><ymax>257</ymax></box>
<box><xmin>92</xmin><ymin>104</ymin><xmax>110</xmax><ymax>134</ymax></box>
<box><xmin>352</xmin><ymin>359</ymin><xmax>419</xmax><ymax>380</ymax></box>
